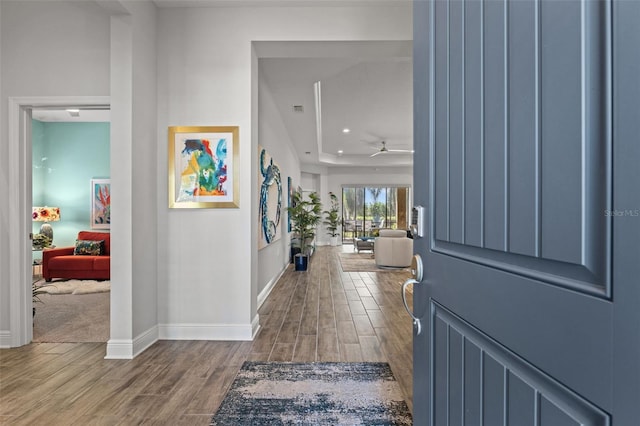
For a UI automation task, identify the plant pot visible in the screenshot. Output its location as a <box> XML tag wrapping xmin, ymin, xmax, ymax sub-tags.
<box><xmin>294</xmin><ymin>254</ymin><xmax>308</xmax><ymax>271</ymax></box>
<box><xmin>290</xmin><ymin>247</ymin><xmax>302</xmax><ymax>263</ymax></box>
<box><xmin>330</xmin><ymin>236</ymin><xmax>339</xmax><ymax>246</ymax></box>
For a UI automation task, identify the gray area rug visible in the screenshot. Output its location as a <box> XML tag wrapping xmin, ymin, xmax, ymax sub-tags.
<box><xmin>211</xmin><ymin>362</ymin><xmax>412</xmax><ymax>425</ymax></box>
<box><xmin>338</xmin><ymin>252</ymin><xmax>380</xmax><ymax>272</ymax></box>
<box><xmin>339</xmin><ymin>252</ymin><xmax>408</xmax><ymax>273</ymax></box>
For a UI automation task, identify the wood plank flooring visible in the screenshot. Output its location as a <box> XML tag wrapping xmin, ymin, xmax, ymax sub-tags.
<box><xmin>0</xmin><ymin>246</ymin><xmax>413</xmax><ymax>425</ymax></box>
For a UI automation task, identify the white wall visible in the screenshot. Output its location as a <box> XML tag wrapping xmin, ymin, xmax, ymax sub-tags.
<box><xmin>126</xmin><ymin>0</ymin><xmax>159</xmax><ymax>352</ymax></box>
<box><xmin>156</xmin><ymin>5</ymin><xmax>412</xmax><ymax>340</ymax></box>
<box><xmin>301</xmin><ymin>172</ymin><xmax>320</xmax><ymax>192</ymax></box>
<box><xmin>0</xmin><ymin>2</ymin><xmax>6</xmax><ymax>339</ymax></box>
<box><xmin>0</xmin><ymin>0</ymin><xmax>111</xmax><ymax>343</ymax></box>
<box><xmin>0</xmin><ymin>1</ymin><xmax>411</xmax><ymax>347</ymax></box>
<box><xmin>256</xmin><ymin>69</ymin><xmax>301</xmax><ymax>299</ymax></box>
<box><xmin>0</xmin><ymin>0</ymin><xmax>158</xmax><ymax>353</ymax></box>
<box><xmin>105</xmin><ymin>0</ymin><xmax>160</xmax><ymax>358</ymax></box>
<box><xmin>328</xmin><ymin>166</ymin><xmax>413</xmax><ymax>197</ymax></box>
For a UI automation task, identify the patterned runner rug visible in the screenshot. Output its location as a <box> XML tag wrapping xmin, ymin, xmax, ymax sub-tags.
<box><xmin>211</xmin><ymin>362</ymin><xmax>412</xmax><ymax>425</ymax></box>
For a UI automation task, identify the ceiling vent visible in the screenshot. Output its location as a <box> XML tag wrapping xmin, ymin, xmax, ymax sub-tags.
<box><xmin>66</xmin><ymin>108</ymin><xmax>80</xmax><ymax>117</ymax></box>
<box><xmin>293</xmin><ymin>105</ymin><xmax>304</xmax><ymax>113</ymax></box>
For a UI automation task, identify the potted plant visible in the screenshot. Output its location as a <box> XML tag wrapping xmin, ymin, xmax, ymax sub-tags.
<box><xmin>287</xmin><ymin>189</ymin><xmax>322</xmax><ymax>271</ymax></box>
<box><xmin>370</xmin><ymin>202</ymin><xmax>385</xmax><ymax>228</ymax></box>
<box><xmin>32</xmin><ymin>233</ymin><xmax>52</xmax><ymax>249</ymax></box>
<box><xmin>32</xmin><ymin>280</ymin><xmax>54</xmax><ymax>317</ymax></box>
<box><xmin>323</xmin><ymin>192</ymin><xmax>342</xmax><ymax>246</ymax></box>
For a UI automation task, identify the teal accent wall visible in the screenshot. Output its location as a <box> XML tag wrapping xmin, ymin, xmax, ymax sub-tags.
<box><xmin>32</xmin><ymin>120</ymin><xmax>110</xmax><ymax>251</ymax></box>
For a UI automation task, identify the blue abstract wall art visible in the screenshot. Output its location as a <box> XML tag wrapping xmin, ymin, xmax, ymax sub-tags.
<box><xmin>258</xmin><ymin>145</ymin><xmax>282</xmax><ymax>249</ymax></box>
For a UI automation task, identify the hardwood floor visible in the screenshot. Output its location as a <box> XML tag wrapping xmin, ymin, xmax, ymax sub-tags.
<box><xmin>0</xmin><ymin>246</ymin><xmax>413</xmax><ymax>425</ymax></box>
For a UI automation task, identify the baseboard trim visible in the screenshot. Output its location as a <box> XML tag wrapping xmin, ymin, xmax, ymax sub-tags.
<box><xmin>258</xmin><ymin>263</ymin><xmax>289</xmax><ymax>309</ymax></box>
<box><xmin>251</xmin><ymin>314</ymin><xmax>261</xmax><ymax>339</ymax></box>
<box><xmin>133</xmin><ymin>325</ymin><xmax>159</xmax><ymax>356</ymax></box>
<box><xmin>0</xmin><ymin>330</ymin><xmax>12</xmax><ymax>348</ymax></box>
<box><xmin>158</xmin><ymin>323</ymin><xmax>255</xmax><ymax>341</ymax></box>
<box><xmin>105</xmin><ymin>325</ymin><xmax>159</xmax><ymax>359</ymax></box>
<box><xmin>105</xmin><ymin>339</ymin><xmax>134</xmax><ymax>359</ymax></box>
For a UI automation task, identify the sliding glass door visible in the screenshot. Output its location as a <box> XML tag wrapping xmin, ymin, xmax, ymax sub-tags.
<box><xmin>341</xmin><ymin>186</ymin><xmax>410</xmax><ymax>243</ymax></box>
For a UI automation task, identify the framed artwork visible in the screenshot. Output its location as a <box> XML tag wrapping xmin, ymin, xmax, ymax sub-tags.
<box><xmin>168</xmin><ymin>126</ymin><xmax>239</xmax><ymax>208</ymax></box>
<box><xmin>90</xmin><ymin>178</ymin><xmax>111</xmax><ymax>229</ymax></box>
<box><xmin>258</xmin><ymin>145</ymin><xmax>282</xmax><ymax>250</ymax></box>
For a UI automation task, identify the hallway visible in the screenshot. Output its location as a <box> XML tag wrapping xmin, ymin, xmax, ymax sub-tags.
<box><xmin>250</xmin><ymin>246</ymin><xmax>414</xmax><ymax>405</ymax></box>
<box><xmin>0</xmin><ymin>246</ymin><xmax>413</xmax><ymax>424</ymax></box>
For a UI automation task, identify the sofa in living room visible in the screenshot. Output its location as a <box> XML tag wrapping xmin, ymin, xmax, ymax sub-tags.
<box><xmin>42</xmin><ymin>231</ymin><xmax>110</xmax><ymax>282</ymax></box>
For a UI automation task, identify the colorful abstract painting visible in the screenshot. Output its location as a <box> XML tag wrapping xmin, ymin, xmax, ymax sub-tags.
<box><xmin>258</xmin><ymin>145</ymin><xmax>282</xmax><ymax>250</ymax></box>
<box><xmin>91</xmin><ymin>179</ymin><xmax>110</xmax><ymax>229</ymax></box>
<box><xmin>169</xmin><ymin>126</ymin><xmax>239</xmax><ymax>208</ymax></box>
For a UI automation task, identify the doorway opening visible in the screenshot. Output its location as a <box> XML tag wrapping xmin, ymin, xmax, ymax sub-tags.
<box><xmin>5</xmin><ymin>96</ymin><xmax>110</xmax><ymax>348</ymax></box>
<box><xmin>31</xmin><ymin>107</ymin><xmax>111</xmax><ymax>343</ymax></box>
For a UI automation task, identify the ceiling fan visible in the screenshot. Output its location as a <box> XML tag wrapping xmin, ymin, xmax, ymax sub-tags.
<box><xmin>369</xmin><ymin>140</ymin><xmax>414</xmax><ymax>157</ymax></box>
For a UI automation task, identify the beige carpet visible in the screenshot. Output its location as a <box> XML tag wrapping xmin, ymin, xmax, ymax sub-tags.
<box><xmin>33</xmin><ymin>281</ymin><xmax>110</xmax><ymax>343</ymax></box>
<box><xmin>339</xmin><ymin>252</ymin><xmax>408</xmax><ymax>272</ymax></box>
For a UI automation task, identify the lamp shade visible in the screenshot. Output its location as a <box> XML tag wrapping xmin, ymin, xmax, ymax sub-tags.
<box><xmin>32</xmin><ymin>206</ymin><xmax>60</xmax><ymax>222</ymax></box>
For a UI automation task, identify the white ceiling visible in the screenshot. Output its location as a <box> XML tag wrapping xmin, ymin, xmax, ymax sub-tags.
<box><xmin>259</xmin><ymin>41</ymin><xmax>413</xmax><ymax>168</ymax></box>
<box><xmin>153</xmin><ymin>0</ymin><xmax>411</xmax><ymax>7</ymax></box>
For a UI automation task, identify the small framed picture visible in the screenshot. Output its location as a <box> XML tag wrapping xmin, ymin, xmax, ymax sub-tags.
<box><xmin>90</xmin><ymin>178</ymin><xmax>110</xmax><ymax>229</ymax></box>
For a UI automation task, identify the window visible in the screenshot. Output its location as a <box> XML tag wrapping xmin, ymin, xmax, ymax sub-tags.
<box><xmin>341</xmin><ymin>186</ymin><xmax>410</xmax><ymax>243</ymax></box>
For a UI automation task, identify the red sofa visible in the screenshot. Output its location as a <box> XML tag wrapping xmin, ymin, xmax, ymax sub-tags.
<box><xmin>43</xmin><ymin>231</ymin><xmax>110</xmax><ymax>282</ymax></box>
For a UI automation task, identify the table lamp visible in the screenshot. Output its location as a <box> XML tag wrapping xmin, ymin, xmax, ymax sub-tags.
<box><xmin>32</xmin><ymin>206</ymin><xmax>60</xmax><ymax>243</ymax></box>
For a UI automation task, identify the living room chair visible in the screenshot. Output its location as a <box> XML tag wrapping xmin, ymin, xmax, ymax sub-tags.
<box><xmin>374</xmin><ymin>229</ymin><xmax>413</xmax><ymax>267</ymax></box>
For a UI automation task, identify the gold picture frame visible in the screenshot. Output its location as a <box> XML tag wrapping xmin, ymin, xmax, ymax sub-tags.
<box><xmin>168</xmin><ymin>126</ymin><xmax>239</xmax><ymax>208</ymax></box>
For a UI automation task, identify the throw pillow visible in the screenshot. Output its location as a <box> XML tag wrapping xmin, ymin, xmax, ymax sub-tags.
<box><xmin>74</xmin><ymin>240</ymin><xmax>104</xmax><ymax>256</ymax></box>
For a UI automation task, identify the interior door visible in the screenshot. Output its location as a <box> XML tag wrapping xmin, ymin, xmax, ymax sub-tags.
<box><xmin>412</xmin><ymin>0</ymin><xmax>640</xmax><ymax>424</ymax></box>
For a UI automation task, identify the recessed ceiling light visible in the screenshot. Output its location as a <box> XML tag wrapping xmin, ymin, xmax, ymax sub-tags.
<box><xmin>342</xmin><ymin>128</ymin><xmax>350</xmax><ymax>134</ymax></box>
<box><xmin>337</xmin><ymin>150</ymin><xmax>344</xmax><ymax>154</ymax></box>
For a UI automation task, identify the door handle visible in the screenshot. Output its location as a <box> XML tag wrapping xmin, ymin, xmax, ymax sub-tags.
<box><xmin>402</xmin><ymin>278</ymin><xmax>422</xmax><ymax>335</ymax></box>
<box><xmin>402</xmin><ymin>254</ymin><xmax>425</xmax><ymax>335</ymax></box>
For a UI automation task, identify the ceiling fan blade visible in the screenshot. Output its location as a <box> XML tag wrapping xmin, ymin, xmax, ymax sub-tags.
<box><xmin>387</xmin><ymin>149</ymin><xmax>414</xmax><ymax>153</ymax></box>
<box><xmin>370</xmin><ymin>151</ymin><xmax>384</xmax><ymax>157</ymax></box>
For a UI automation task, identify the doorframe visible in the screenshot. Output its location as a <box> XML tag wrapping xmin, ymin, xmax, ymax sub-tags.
<box><xmin>8</xmin><ymin>95</ymin><xmax>110</xmax><ymax>347</ymax></box>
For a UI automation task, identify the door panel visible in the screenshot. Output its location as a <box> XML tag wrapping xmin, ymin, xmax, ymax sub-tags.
<box><xmin>508</xmin><ymin>0</ymin><xmax>537</xmax><ymax>258</ymax></box>
<box><xmin>413</xmin><ymin>0</ymin><xmax>640</xmax><ymax>424</ymax></box>
<box><xmin>431</xmin><ymin>0</ymin><xmax>611</xmax><ymax>297</ymax></box>
<box><xmin>463</xmin><ymin>0</ymin><xmax>483</xmax><ymax>249</ymax></box>
<box><xmin>431</xmin><ymin>302</ymin><xmax>609</xmax><ymax>425</ymax></box>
